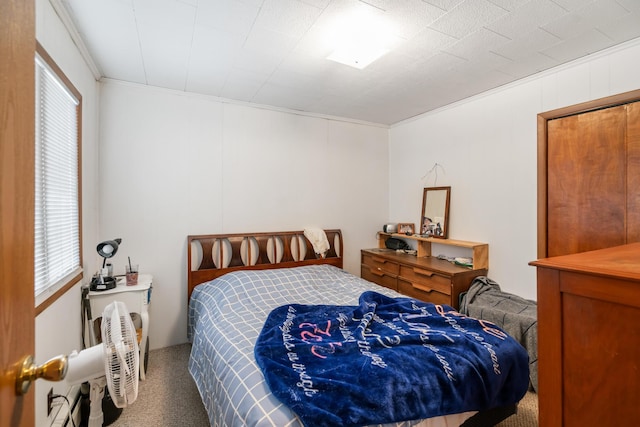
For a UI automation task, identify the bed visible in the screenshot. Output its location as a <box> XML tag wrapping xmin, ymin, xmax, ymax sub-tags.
<box><xmin>187</xmin><ymin>230</ymin><xmax>529</xmax><ymax>427</ymax></box>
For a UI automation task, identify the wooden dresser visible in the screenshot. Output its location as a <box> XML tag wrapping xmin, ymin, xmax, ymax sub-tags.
<box><xmin>530</xmin><ymin>243</ymin><xmax>640</xmax><ymax>426</ymax></box>
<box><xmin>361</xmin><ymin>234</ymin><xmax>488</xmax><ymax>309</ymax></box>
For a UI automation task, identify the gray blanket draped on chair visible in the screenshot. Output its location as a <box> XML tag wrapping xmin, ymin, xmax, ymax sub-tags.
<box><xmin>460</xmin><ymin>276</ymin><xmax>538</xmax><ymax>392</ymax></box>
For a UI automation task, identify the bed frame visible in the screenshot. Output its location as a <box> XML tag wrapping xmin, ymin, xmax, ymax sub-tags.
<box><xmin>186</xmin><ymin>228</ymin><xmax>521</xmax><ymax>427</ymax></box>
<box><xmin>187</xmin><ymin>229</ymin><xmax>343</xmax><ymax>301</ymax></box>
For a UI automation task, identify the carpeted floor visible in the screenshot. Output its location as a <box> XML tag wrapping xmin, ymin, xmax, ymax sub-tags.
<box><xmin>496</xmin><ymin>390</ymin><xmax>538</xmax><ymax>427</ymax></box>
<box><xmin>110</xmin><ymin>343</ymin><xmax>538</xmax><ymax>427</ymax></box>
<box><xmin>109</xmin><ymin>343</ymin><xmax>209</xmax><ymax>427</ymax></box>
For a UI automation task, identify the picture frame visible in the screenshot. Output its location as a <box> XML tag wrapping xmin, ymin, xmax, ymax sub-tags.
<box><xmin>397</xmin><ymin>223</ymin><xmax>415</xmax><ymax>235</ymax></box>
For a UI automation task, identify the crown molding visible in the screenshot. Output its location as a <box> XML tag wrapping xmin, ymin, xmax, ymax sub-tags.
<box><xmin>49</xmin><ymin>0</ymin><xmax>102</xmax><ymax>80</ymax></box>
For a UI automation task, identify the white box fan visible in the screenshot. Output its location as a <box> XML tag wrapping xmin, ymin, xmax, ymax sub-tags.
<box><xmin>65</xmin><ymin>301</ymin><xmax>139</xmax><ymax>427</ymax></box>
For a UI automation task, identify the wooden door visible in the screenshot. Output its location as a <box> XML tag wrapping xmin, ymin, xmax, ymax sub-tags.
<box><xmin>627</xmin><ymin>102</ymin><xmax>640</xmax><ymax>241</ymax></box>
<box><xmin>547</xmin><ymin>106</ymin><xmax>627</xmax><ymax>257</ymax></box>
<box><xmin>0</xmin><ymin>0</ymin><xmax>36</xmax><ymax>426</ymax></box>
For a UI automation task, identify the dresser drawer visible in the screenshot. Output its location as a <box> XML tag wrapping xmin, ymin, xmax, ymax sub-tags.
<box><xmin>362</xmin><ymin>247</ymin><xmax>485</xmax><ymax>311</ymax></box>
<box><xmin>398</xmin><ymin>278</ymin><xmax>450</xmax><ymax>305</ymax></box>
<box><xmin>362</xmin><ymin>253</ymin><xmax>400</xmax><ymax>275</ymax></box>
<box><xmin>399</xmin><ymin>265</ymin><xmax>451</xmax><ymax>295</ymax></box>
<box><xmin>361</xmin><ymin>265</ymin><xmax>397</xmax><ymax>291</ymax></box>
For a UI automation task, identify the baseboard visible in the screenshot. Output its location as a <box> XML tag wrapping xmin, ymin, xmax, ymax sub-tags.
<box><xmin>50</xmin><ymin>385</ymin><xmax>81</xmax><ymax>427</ymax></box>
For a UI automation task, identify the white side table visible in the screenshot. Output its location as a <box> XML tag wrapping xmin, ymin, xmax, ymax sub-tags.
<box><xmin>87</xmin><ymin>273</ymin><xmax>152</xmax><ymax>380</ymax></box>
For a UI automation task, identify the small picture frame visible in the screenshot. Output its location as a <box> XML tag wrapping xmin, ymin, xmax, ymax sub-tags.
<box><xmin>397</xmin><ymin>223</ymin><xmax>415</xmax><ymax>235</ymax></box>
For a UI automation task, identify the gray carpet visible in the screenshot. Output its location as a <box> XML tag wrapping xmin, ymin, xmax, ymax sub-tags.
<box><xmin>496</xmin><ymin>391</ymin><xmax>538</xmax><ymax>427</ymax></box>
<box><xmin>109</xmin><ymin>343</ymin><xmax>209</xmax><ymax>427</ymax></box>
<box><xmin>111</xmin><ymin>343</ymin><xmax>538</xmax><ymax>427</ymax></box>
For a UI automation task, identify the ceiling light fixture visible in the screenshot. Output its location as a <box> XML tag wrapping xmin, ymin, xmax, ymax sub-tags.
<box><xmin>327</xmin><ymin>44</ymin><xmax>390</xmax><ymax>70</ymax></box>
<box><xmin>326</xmin><ymin>6</ymin><xmax>398</xmax><ymax>70</ymax></box>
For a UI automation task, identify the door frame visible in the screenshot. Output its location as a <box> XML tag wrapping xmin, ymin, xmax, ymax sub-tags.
<box><xmin>536</xmin><ymin>88</ymin><xmax>640</xmax><ymax>259</ymax></box>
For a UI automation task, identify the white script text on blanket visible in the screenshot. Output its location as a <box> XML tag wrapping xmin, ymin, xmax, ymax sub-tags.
<box><xmin>255</xmin><ymin>291</ymin><xmax>530</xmax><ymax>427</ymax></box>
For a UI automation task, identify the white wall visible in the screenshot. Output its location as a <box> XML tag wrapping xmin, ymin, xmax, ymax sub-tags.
<box><xmin>98</xmin><ymin>81</ymin><xmax>390</xmax><ymax>349</ymax></box>
<box><xmin>389</xmin><ymin>38</ymin><xmax>640</xmax><ymax>301</ymax></box>
<box><xmin>36</xmin><ymin>10</ymin><xmax>639</xmax><ymax>424</ymax></box>
<box><xmin>34</xmin><ymin>0</ymin><xmax>100</xmax><ymax>425</ymax></box>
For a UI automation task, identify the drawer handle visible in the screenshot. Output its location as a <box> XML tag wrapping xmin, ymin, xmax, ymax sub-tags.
<box><xmin>413</xmin><ymin>268</ymin><xmax>434</xmax><ymax>277</ymax></box>
<box><xmin>371</xmin><ymin>268</ymin><xmax>385</xmax><ymax>277</ymax></box>
<box><xmin>411</xmin><ymin>283</ymin><xmax>433</xmax><ymax>293</ymax></box>
<box><xmin>372</xmin><ymin>257</ymin><xmax>387</xmax><ymax>264</ymax></box>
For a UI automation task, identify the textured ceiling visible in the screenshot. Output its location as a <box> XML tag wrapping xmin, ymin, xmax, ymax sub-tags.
<box><xmin>61</xmin><ymin>0</ymin><xmax>640</xmax><ymax>125</ymax></box>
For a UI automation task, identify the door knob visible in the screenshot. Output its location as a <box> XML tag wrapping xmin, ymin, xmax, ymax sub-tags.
<box><xmin>13</xmin><ymin>354</ymin><xmax>67</xmax><ymax>395</ymax></box>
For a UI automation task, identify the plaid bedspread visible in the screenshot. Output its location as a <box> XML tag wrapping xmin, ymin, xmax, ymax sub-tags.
<box><xmin>188</xmin><ymin>265</ymin><xmax>484</xmax><ymax>427</ymax></box>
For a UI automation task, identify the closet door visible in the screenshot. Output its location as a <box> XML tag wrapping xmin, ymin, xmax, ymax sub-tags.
<box><xmin>547</xmin><ymin>106</ymin><xmax>626</xmax><ymax>257</ymax></box>
<box><xmin>628</xmin><ymin>102</ymin><xmax>640</xmax><ymax>242</ymax></box>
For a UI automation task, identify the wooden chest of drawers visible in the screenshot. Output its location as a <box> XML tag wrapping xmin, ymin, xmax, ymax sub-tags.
<box><xmin>531</xmin><ymin>243</ymin><xmax>640</xmax><ymax>426</ymax></box>
<box><xmin>361</xmin><ymin>248</ymin><xmax>488</xmax><ymax>309</ymax></box>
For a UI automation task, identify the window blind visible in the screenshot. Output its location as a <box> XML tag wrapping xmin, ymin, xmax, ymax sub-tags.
<box><xmin>34</xmin><ymin>54</ymin><xmax>81</xmax><ymax>298</ymax></box>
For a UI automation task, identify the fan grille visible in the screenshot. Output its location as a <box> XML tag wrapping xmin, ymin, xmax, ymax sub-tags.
<box><xmin>102</xmin><ymin>301</ymin><xmax>139</xmax><ymax>408</ymax></box>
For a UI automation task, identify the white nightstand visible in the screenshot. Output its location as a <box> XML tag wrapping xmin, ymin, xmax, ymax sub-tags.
<box><xmin>87</xmin><ymin>273</ymin><xmax>152</xmax><ymax>380</ymax></box>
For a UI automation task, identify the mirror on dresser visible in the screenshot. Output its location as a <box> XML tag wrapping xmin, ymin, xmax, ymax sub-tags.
<box><xmin>420</xmin><ymin>187</ymin><xmax>450</xmax><ymax>239</ymax></box>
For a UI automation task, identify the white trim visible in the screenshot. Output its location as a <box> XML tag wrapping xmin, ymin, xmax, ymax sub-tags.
<box><xmin>53</xmin><ymin>0</ymin><xmax>640</xmax><ymax>128</ymax></box>
<box><xmin>100</xmin><ymin>78</ymin><xmax>391</xmax><ymax>129</ymax></box>
<box><xmin>49</xmin><ymin>0</ymin><xmax>102</xmax><ymax>80</ymax></box>
<box><xmin>49</xmin><ymin>384</ymin><xmax>81</xmax><ymax>427</ymax></box>
<box><xmin>391</xmin><ymin>36</ymin><xmax>640</xmax><ymax>127</ymax></box>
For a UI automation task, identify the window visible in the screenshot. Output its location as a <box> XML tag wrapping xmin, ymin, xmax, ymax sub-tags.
<box><xmin>34</xmin><ymin>43</ymin><xmax>83</xmax><ymax>312</ymax></box>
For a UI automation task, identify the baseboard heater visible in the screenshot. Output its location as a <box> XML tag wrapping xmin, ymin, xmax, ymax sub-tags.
<box><xmin>50</xmin><ymin>385</ymin><xmax>81</xmax><ymax>427</ymax></box>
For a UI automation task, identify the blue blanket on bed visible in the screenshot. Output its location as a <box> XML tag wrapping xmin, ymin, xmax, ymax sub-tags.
<box><xmin>254</xmin><ymin>291</ymin><xmax>529</xmax><ymax>427</ymax></box>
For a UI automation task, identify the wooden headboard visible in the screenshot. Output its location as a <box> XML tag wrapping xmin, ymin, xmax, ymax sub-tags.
<box><xmin>187</xmin><ymin>229</ymin><xmax>343</xmax><ymax>301</ymax></box>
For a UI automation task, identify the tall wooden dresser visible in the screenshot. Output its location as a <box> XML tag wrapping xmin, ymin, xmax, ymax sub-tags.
<box><xmin>361</xmin><ymin>233</ymin><xmax>488</xmax><ymax>309</ymax></box>
<box><xmin>530</xmin><ymin>243</ymin><xmax>640</xmax><ymax>426</ymax></box>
